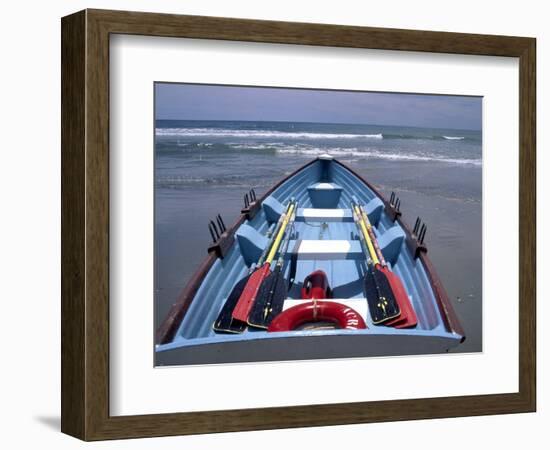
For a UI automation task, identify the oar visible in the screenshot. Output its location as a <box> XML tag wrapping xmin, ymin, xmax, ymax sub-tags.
<box><xmin>352</xmin><ymin>203</ymin><xmax>401</xmax><ymax>324</ymax></box>
<box><xmin>359</xmin><ymin>205</ymin><xmax>418</xmax><ymax>328</ymax></box>
<box><xmin>231</xmin><ymin>200</ymin><xmax>297</xmax><ymax>323</ymax></box>
<box><xmin>213</xmin><ymin>204</ymin><xmax>290</xmax><ymax>333</ymax></box>
<box><xmin>247</xmin><ymin>206</ymin><xmax>297</xmax><ymax>329</ymax></box>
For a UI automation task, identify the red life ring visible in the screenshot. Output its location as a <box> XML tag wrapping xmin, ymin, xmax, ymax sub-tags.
<box><xmin>267</xmin><ymin>300</ymin><xmax>367</xmax><ymax>332</ymax></box>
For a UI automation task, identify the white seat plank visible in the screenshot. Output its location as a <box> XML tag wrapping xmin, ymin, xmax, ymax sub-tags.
<box><xmin>285</xmin><ymin>239</ymin><xmax>363</xmax><ymax>260</ymax></box>
<box><xmin>296</xmin><ymin>208</ymin><xmax>353</xmax><ymax>222</ymax></box>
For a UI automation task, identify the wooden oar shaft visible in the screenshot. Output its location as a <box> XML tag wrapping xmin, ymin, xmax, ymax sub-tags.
<box><xmin>255</xmin><ymin>201</ymin><xmax>293</xmax><ymax>269</ymax></box>
<box><xmin>257</xmin><ymin>216</ymin><xmax>284</xmax><ymax>267</ymax></box>
<box><xmin>275</xmin><ymin>208</ymin><xmax>296</xmax><ymax>266</ymax></box>
<box><xmin>266</xmin><ymin>203</ymin><xmax>296</xmax><ymax>264</ymax></box>
<box><xmin>360</xmin><ymin>206</ymin><xmax>388</xmax><ymax>267</ymax></box>
<box><xmin>354</xmin><ymin>206</ymin><xmax>379</xmax><ymax>266</ymax></box>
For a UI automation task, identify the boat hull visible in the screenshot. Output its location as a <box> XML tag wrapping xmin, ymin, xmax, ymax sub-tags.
<box><xmin>157</xmin><ymin>331</ymin><xmax>460</xmax><ymax>366</ymax></box>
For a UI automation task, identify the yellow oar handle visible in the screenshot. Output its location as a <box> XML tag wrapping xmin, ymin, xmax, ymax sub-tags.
<box><xmin>266</xmin><ymin>203</ymin><xmax>295</xmax><ymax>264</ymax></box>
<box><xmin>354</xmin><ymin>205</ymin><xmax>380</xmax><ymax>266</ymax></box>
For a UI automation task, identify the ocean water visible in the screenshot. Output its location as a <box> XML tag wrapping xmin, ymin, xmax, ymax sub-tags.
<box><xmin>155</xmin><ymin>120</ymin><xmax>482</xmax><ymax>352</ymax></box>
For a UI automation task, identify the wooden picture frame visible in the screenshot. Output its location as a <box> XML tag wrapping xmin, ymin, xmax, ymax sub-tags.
<box><xmin>61</xmin><ymin>9</ymin><xmax>536</xmax><ymax>440</ymax></box>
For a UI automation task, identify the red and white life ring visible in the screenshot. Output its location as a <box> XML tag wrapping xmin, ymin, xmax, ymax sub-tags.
<box><xmin>267</xmin><ymin>300</ymin><xmax>367</xmax><ymax>332</ymax></box>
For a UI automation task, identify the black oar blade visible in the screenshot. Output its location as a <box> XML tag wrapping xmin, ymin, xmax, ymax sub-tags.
<box><xmin>364</xmin><ymin>268</ymin><xmax>401</xmax><ymax>324</ymax></box>
<box><xmin>247</xmin><ymin>270</ymin><xmax>287</xmax><ymax>329</ymax></box>
<box><xmin>213</xmin><ymin>275</ymin><xmax>250</xmax><ymax>333</ymax></box>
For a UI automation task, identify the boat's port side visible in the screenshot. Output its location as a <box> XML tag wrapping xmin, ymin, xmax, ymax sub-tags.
<box><xmin>172</xmin><ymin>161</ymin><xmax>323</xmax><ymax>341</ymax></box>
<box><xmin>156</xmin><ymin>157</ymin><xmax>464</xmax><ymax>365</ymax></box>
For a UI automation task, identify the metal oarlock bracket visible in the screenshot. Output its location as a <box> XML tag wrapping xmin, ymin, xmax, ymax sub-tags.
<box><xmin>207</xmin><ymin>213</ymin><xmax>234</xmax><ymax>259</ymax></box>
<box><xmin>407</xmin><ymin>216</ymin><xmax>428</xmax><ymax>259</ymax></box>
<box><xmin>241</xmin><ymin>188</ymin><xmax>261</xmax><ymax>220</ymax></box>
<box><xmin>385</xmin><ymin>191</ymin><xmax>402</xmax><ymax>222</ymax></box>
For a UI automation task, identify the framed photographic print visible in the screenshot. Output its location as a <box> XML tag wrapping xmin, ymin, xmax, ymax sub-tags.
<box><xmin>61</xmin><ymin>9</ymin><xmax>536</xmax><ymax>440</ymax></box>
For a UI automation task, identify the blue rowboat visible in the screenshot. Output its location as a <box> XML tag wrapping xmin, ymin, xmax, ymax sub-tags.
<box><xmin>156</xmin><ymin>155</ymin><xmax>465</xmax><ymax>365</ymax></box>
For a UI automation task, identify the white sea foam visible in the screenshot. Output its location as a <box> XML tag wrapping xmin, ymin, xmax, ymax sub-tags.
<box><xmin>226</xmin><ymin>142</ymin><xmax>285</xmax><ymax>150</ymax></box>
<box><xmin>442</xmin><ymin>136</ymin><xmax>465</xmax><ymax>140</ymax></box>
<box><xmin>275</xmin><ymin>147</ymin><xmax>481</xmax><ymax>166</ymax></box>
<box><xmin>155</xmin><ymin>127</ymin><xmax>383</xmax><ymax>140</ymax></box>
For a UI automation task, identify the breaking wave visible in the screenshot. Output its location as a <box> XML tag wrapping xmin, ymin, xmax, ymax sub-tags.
<box><xmin>156</xmin><ymin>127</ymin><xmax>476</xmax><ymax>142</ymax></box>
<box><xmin>157</xmin><ymin>128</ymin><xmax>383</xmax><ymax>139</ymax></box>
<box><xmin>156</xmin><ymin>140</ymin><xmax>480</xmax><ymax>166</ymax></box>
<box><xmin>275</xmin><ymin>147</ymin><xmax>481</xmax><ymax>166</ymax></box>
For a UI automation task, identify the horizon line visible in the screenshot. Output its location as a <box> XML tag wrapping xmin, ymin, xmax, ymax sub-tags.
<box><xmin>154</xmin><ymin>118</ymin><xmax>482</xmax><ymax>132</ymax></box>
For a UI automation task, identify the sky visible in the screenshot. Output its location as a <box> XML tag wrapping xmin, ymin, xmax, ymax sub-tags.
<box><xmin>155</xmin><ymin>83</ymin><xmax>482</xmax><ymax>130</ymax></box>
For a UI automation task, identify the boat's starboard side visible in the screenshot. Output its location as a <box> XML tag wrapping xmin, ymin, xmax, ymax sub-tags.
<box><xmin>333</xmin><ymin>159</ymin><xmax>465</xmax><ymax>341</ymax></box>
